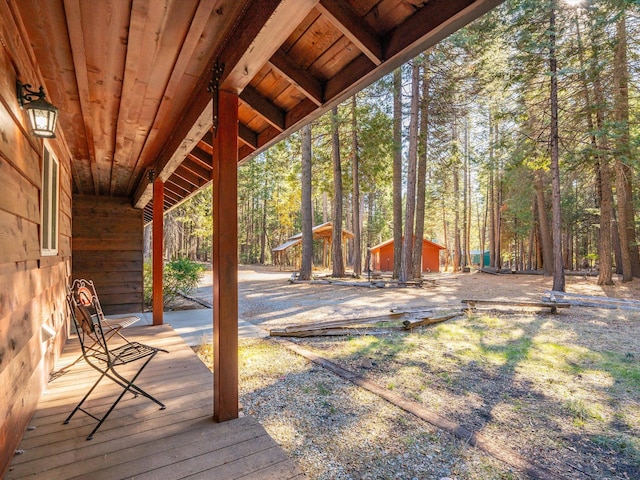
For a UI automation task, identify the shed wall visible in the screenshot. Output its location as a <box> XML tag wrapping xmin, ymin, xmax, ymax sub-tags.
<box><xmin>372</xmin><ymin>240</ymin><xmax>441</xmax><ymax>273</ymax></box>
<box><xmin>72</xmin><ymin>195</ymin><xmax>144</xmax><ymax>315</ymax></box>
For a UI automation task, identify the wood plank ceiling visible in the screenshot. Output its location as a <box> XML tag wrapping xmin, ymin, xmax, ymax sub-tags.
<box><xmin>14</xmin><ymin>0</ymin><xmax>503</xmax><ymax>225</ymax></box>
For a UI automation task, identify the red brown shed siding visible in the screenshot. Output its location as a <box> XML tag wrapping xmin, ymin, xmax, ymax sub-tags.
<box><xmin>371</xmin><ymin>238</ymin><xmax>444</xmax><ymax>273</ymax></box>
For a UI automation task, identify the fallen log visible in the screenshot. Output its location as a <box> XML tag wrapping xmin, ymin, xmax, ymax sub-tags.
<box><xmin>390</xmin><ymin>307</ymin><xmax>434</xmax><ymax>314</ymax></box>
<box><xmin>402</xmin><ymin>312</ymin><xmax>463</xmax><ymax>330</ymax></box>
<box><xmin>543</xmin><ymin>291</ymin><xmax>640</xmax><ymax>311</ymax></box>
<box><xmin>282</xmin><ymin>312</ymin><xmax>405</xmax><ymax>333</ymax></box>
<box><xmin>462</xmin><ymin>299</ymin><xmax>570</xmax><ymax>313</ymax></box>
<box><xmin>270</xmin><ymin>326</ymin><xmax>404</xmax><ymax>337</ymax></box>
<box><xmin>479</xmin><ymin>267</ymin><xmax>499</xmax><ymax>275</ymax></box>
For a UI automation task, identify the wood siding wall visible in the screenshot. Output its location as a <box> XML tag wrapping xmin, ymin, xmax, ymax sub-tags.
<box><xmin>72</xmin><ymin>195</ymin><xmax>144</xmax><ymax>315</ymax></box>
<box><xmin>372</xmin><ymin>240</ymin><xmax>442</xmax><ymax>273</ymax></box>
<box><xmin>0</xmin><ymin>3</ymin><xmax>72</xmax><ymax>476</ymax></box>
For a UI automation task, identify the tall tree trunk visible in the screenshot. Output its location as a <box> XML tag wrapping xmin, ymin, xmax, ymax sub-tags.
<box><xmin>463</xmin><ymin>116</ymin><xmax>472</xmax><ymax>268</ymax></box>
<box><xmin>400</xmin><ymin>61</ymin><xmax>420</xmax><ymax>282</ymax></box>
<box><xmin>591</xmin><ymin>41</ymin><xmax>613</xmax><ymax>285</ymax></box>
<box><xmin>534</xmin><ymin>171</ymin><xmax>553</xmax><ymax>274</ymax></box>
<box><xmin>613</xmin><ymin>11</ymin><xmax>638</xmax><ymax>280</ymax></box>
<box><xmin>299</xmin><ymin>124</ymin><xmax>314</xmax><ymax>280</ymax></box>
<box><xmin>392</xmin><ymin>68</ymin><xmax>403</xmax><ymax>278</ymax></box>
<box><xmin>331</xmin><ymin>107</ymin><xmax>345</xmax><ymax>277</ymax></box>
<box><xmin>351</xmin><ymin>95</ymin><xmax>362</xmax><ymax>276</ymax></box>
<box><xmin>453</xmin><ymin>164</ymin><xmax>461</xmax><ymax>272</ymax></box>
<box><xmin>260</xmin><ymin>194</ymin><xmax>267</xmax><ymax>264</ymax></box>
<box><xmin>598</xmin><ymin>160</ymin><xmax>615</xmax><ymax>285</ymax></box>
<box><xmin>480</xmin><ymin>185</ymin><xmax>488</xmax><ymax>269</ymax></box>
<box><xmin>412</xmin><ymin>61</ymin><xmax>429</xmax><ymax>277</ymax></box>
<box><xmin>549</xmin><ymin>1</ymin><xmax>565</xmax><ymax>291</ymax></box>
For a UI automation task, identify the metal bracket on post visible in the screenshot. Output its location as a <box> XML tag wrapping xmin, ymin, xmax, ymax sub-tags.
<box><xmin>208</xmin><ymin>62</ymin><xmax>225</xmax><ymax>138</ymax></box>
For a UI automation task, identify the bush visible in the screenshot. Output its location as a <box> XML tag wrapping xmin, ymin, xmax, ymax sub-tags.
<box><xmin>143</xmin><ymin>258</ymin><xmax>204</xmax><ymax>307</ymax></box>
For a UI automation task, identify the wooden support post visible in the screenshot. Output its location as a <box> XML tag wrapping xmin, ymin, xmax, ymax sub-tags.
<box><xmin>152</xmin><ymin>179</ymin><xmax>164</xmax><ymax>326</ymax></box>
<box><xmin>212</xmin><ymin>89</ymin><xmax>239</xmax><ymax>422</ymax></box>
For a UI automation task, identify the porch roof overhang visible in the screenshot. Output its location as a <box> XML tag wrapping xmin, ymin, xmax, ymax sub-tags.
<box><xmin>14</xmin><ymin>0</ymin><xmax>503</xmax><ymax>223</ymax></box>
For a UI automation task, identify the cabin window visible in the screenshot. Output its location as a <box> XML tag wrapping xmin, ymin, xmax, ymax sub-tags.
<box><xmin>41</xmin><ymin>145</ymin><xmax>59</xmax><ymax>256</ymax></box>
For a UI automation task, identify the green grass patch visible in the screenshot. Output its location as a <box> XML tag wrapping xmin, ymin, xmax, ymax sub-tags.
<box><xmin>564</xmin><ymin>398</ymin><xmax>605</xmax><ymax>426</ymax></box>
<box><xmin>592</xmin><ymin>433</ymin><xmax>640</xmax><ymax>463</ymax></box>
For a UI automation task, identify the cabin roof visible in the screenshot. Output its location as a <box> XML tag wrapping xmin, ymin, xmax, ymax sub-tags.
<box><xmin>15</xmin><ymin>0</ymin><xmax>502</xmax><ymax>223</ymax></box>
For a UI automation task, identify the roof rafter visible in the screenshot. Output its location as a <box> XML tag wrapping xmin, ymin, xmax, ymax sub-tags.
<box><xmin>239</xmin><ymin>86</ymin><xmax>286</xmax><ymax>132</ymax></box>
<box><xmin>316</xmin><ymin>0</ymin><xmax>383</xmax><ymax>66</ymax></box>
<box><xmin>268</xmin><ymin>49</ymin><xmax>323</xmax><ymax>105</ymax></box>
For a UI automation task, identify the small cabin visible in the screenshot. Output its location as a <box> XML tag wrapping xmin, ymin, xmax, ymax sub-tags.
<box><xmin>370</xmin><ymin>237</ymin><xmax>444</xmax><ymax>273</ymax></box>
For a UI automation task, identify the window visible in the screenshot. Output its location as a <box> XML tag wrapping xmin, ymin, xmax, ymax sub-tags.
<box><xmin>41</xmin><ymin>145</ymin><xmax>59</xmax><ymax>255</ymax></box>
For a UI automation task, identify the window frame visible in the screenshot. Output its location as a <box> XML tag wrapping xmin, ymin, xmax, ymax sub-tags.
<box><xmin>41</xmin><ymin>144</ymin><xmax>59</xmax><ymax>256</ymax></box>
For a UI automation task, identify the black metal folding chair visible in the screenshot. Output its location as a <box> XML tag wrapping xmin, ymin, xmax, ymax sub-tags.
<box><xmin>51</xmin><ymin>279</ymin><xmax>142</xmax><ymax>381</ymax></box>
<box><xmin>70</xmin><ymin>278</ymin><xmax>140</xmax><ymax>343</ymax></box>
<box><xmin>64</xmin><ymin>279</ymin><xmax>168</xmax><ymax>440</ymax></box>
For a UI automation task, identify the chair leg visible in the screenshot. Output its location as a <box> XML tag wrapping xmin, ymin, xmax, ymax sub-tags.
<box><xmin>67</xmin><ymin>353</ymin><xmax>165</xmax><ymax>440</ymax></box>
<box><xmin>63</xmin><ymin>371</ymin><xmax>108</xmax><ymax>425</ymax></box>
<box><xmin>107</xmin><ymin>354</ymin><xmax>166</xmax><ymax>409</ymax></box>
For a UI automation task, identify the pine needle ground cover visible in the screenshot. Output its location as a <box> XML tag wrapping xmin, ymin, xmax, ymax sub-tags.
<box><xmin>194</xmin><ymin>269</ymin><xmax>639</xmax><ymax>479</ymax></box>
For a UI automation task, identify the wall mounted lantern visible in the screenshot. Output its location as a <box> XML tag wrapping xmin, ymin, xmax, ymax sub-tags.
<box><xmin>16</xmin><ymin>80</ymin><xmax>59</xmax><ymax>138</ymax></box>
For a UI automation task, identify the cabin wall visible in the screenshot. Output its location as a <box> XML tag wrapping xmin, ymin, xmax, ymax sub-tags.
<box><xmin>0</xmin><ymin>4</ymin><xmax>72</xmax><ymax>476</ymax></box>
<box><xmin>72</xmin><ymin>195</ymin><xmax>144</xmax><ymax>315</ymax></box>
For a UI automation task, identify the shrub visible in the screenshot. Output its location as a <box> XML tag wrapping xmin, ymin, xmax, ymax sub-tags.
<box><xmin>143</xmin><ymin>258</ymin><xmax>204</xmax><ymax>307</ymax></box>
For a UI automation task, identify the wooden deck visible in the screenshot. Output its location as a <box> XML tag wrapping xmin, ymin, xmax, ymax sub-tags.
<box><xmin>6</xmin><ymin>325</ymin><xmax>304</xmax><ymax>480</ymax></box>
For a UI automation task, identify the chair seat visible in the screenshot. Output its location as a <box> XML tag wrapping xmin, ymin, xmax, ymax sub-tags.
<box><xmin>93</xmin><ymin>342</ymin><xmax>158</xmax><ymax>365</ymax></box>
<box><xmin>104</xmin><ymin>315</ymin><xmax>139</xmax><ymax>330</ymax></box>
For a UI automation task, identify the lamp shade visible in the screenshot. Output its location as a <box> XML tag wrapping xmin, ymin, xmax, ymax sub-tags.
<box><xmin>24</xmin><ymin>96</ymin><xmax>58</xmax><ymax>138</ymax></box>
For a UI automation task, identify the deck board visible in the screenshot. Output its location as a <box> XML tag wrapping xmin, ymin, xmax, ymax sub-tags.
<box><xmin>6</xmin><ymin>325</ymin><xmax>303</xmax><ymax>480</ymax></box>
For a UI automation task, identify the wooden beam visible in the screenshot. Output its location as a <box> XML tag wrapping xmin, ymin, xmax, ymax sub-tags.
<box><xmin>213</xmin><ymin>90</ymin><xmax>239</xmax><ymax>422</ymax></box>
<box><xmin>239</xmin><ymin>86</ymin><xmax>285</xmax><ymax>131</ymax></box>
<box><xmin>189</xmin><ymin>147</ymin><xmax>214</xmax><ymax>168</ymax></box>
<box><xmin>238</xmin><ymin>123</ymin><xmax>258</xmax><ymax>149</ymax></box>
<box><xmin>165</xmin><ymin>175</ymin><xmax>196</xmax><ymax>196</ymax></box>
<box><xmin>268</xmin><ymin>49</ymin><xmax>323</xmax><ymax>105</ymax></box>
<box><xmin>199</xmin><ymin>131</ymin><xmax>214</xmax><ymax>155</ymax></box>
<box><xmin>63</xmin><ymin>0</ymin><xmax>99</xmax><ymax>195</ymax></box>
<box><xmin>182</xmin><ymin>157</ymin><xmax>212</xmax><ymax>182</ymax></box>
<box><xmin>134</xmin><ymin>101</ymin><xmax>212</xmax><ymax>208</ymax></box>
<box><xmin>164</xmin><ymin>184</ymin><xmax>184</xmax><ymax>204</ymax></box>
<box><xmin>220</xmin><ymin>0</ymin><xmax>319</xmax><ymax>93</ymax></box>
<box><xmin>172</xmin><ymin>166</ymin><xmax>205</xmax><ymax>189</ymax></box>
<box><xmin>384</xmin><ymin>0</ymin><xmax>502</xmax><ymax>60</ymax></box>
<box><xmin>152</xmin><ymin>179</ymin><xmax>164</xmax><ymax>326</ymax></box>
<box><xmin>238</xmin><ymin>145</ymin><xmax>255</xmax><ymax>160</ymax></box>
<box><xmin>316</xmin><ymin>0</ymin><xmax>383</xmax><ymax>65</ymax></box>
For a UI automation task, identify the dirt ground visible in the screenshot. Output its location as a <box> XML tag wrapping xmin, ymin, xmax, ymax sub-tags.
<box><xmin>193</xmin><ymin>267</ymin><xmax>640</xmax><ymax>479</ymax></box>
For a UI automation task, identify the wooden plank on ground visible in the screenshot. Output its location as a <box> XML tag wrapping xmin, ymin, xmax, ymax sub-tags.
<box><xmin>403</xmin><ymin>312</ymin><xmax>463</xmax><ymax>330</ymax></box>
<box><xmin>270</xmin><ymin>327</ymin><xmax>402</xmax><ymax>337</ymax></box>
<box><xmin>283</xmin><ymin>312</ymin><xmax>405</xmax><ymax>333</ymax></box>
<box><xmin>462</xmin><ymin>299</ymin><xmax>570</xmax><ymax>313</ymax></box>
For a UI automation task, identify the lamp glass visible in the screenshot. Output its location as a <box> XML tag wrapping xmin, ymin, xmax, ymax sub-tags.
<box><xmin>24</xmin><ymin>97</ymin><xmax>58</xmax><ymax>138</ymax></box>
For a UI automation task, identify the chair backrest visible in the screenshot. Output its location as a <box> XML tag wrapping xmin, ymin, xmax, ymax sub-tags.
<box><xmin>67</xmin><ymin>279</ymin><xmax>110</xmax><ymax>355</ymax></box>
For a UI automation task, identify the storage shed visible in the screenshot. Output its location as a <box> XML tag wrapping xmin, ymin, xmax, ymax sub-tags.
<box><xmin>370</xmin><ymin>237</ymin><xmax>445</xmax><ymax>273</ymax></box>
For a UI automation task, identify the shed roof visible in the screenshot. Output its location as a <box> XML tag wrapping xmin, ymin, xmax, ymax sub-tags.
<box><xmin>370</xmin><ymin>237</ymin><xmax>445</xmax><ymax>253</ymax></box>
<box><xmin>273</xmin><ymin>222</ymin><xmax>354</xmax><ymax>252</ymax></box>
